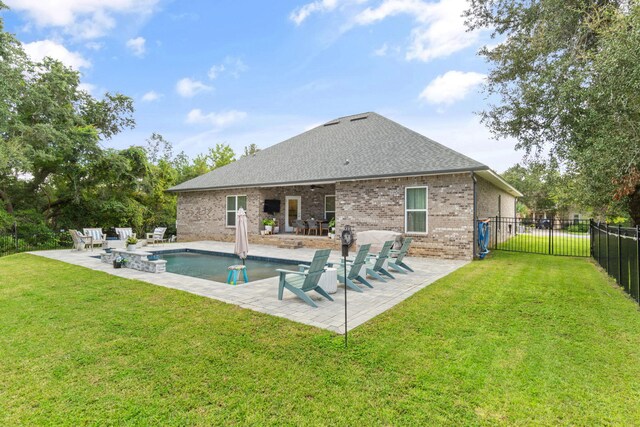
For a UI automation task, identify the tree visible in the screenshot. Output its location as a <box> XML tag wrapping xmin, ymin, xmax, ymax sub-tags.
<box><xmin>465</xmin><ymin>1</ymin><xmax>640</xmax><ymax>224</ymax></box>
<box><xmin>0</xmin><ymin>6</ymin><xmax>136</xmax><ymax>230</ymax></box>
<box><xmin>241</xmin><ymin>143</ymin><xmax>261</xmax><ymax>157</ymax></box>
<box><xmin>145</xmin><ymin>133</ymin><xmax>173</xmax><ymax>164</ymax></box>
<box><xmin>207</xmin><ymin>143</ymin><xmax>236</xmax><ymax>169</ymax></box>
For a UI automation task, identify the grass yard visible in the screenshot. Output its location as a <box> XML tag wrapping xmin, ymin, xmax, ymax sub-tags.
<box><xmin>1</xmin><ymin>252</ymin><xmax>640</xmax><ymax>425</ymax></box>
<box><xmin>498</xmin><ymin>233</ymin><xmax>591</xmax><ymax>256</ymax></box>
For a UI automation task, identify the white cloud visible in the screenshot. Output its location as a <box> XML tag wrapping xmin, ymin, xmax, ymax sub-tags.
<box><xmin>208</xmin><ymin>56</ymin><xmax>248</xmax><ymax>79</ymax></box>
<box><xmin>354</xmin><ymin>0</ymin><xmax>481</xmax><ymax>62</ymax></box>
<box><xmin>419</xmin><ymin>70</ymin><xmax>486</xmax><ymax>106</ymax></box>
<box><xmin>23</xmin><ymin>40</ymin><xmax>91</xmax><ymax>70</ymax></box>
<box><xmin>207</xmin><ymin>64</ymin><xmax>225</xmax><ymax>80</ymax></box>
<box><xmin>126</xmin><ymin>37</ymin><xmax>146</xmax><ymax>57</ymax></box>
<box><xmin>141</xmin><ymin>90</ymin><xmax>162</xmax><ymax>102</ymax></box>
<box><xmin>85</xmin><ymin>41</ymin><xmax>103</xmax><ymax>50</ymax></box>
<box><xmin>290</xmin><ymin>0</ymin><xmax>339</xmax><ymax>25</ymax></box>
<box><xmin>373</xmin><ymin>43</ymin><xmax>388</xmax><ymax>56</ymax></box>
<box><xmin>225</xmin><ymin>57</ymin><xmax>248</xmax><ymax>78</ymax></box>
<box><xmin>78</xmin><ymin>82</ymin><xmax>97</xmax><ymax>95</ymax></box>
<box><xmin>185</xmin><ymin>109</ymin><xmax>247</xmax><ymax>127</ymax></box>
<box><xmin>5</xmin><ymin>0</ymin><xmax>158</xmax><ymax>39</ymax></box>
<box><xmin>175</xmin><ymin>78</ymin><xmax>212</xmax><ymax>98</ymax></box>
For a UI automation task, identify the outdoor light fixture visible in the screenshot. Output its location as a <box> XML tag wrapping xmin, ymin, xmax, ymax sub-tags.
<box><xmin>340</xmin><ymin>225</ymin><xmax>355</xmax><ymax>347</ymax></box>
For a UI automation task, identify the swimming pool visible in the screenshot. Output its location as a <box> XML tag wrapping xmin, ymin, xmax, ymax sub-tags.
<box><xmin>153</xmin><ymin>249</ymin><xmax>302</xmax><ymax>283</ymax></box>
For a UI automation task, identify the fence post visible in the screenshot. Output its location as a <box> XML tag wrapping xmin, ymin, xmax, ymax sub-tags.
<box><xmin>589</xmin><ymin>218</ymin><xmax>595</xmax><ymax>258</ymax></box>
<box><xmin>636</xmin><ymin>225</ymin><xmax>640</xmax><ymax>303</ymax></box>
<box><xmin>13</xmin><ymin>221</ymin><xmax>18</xmax><ymax>251</ymax></box>
<box><xmin>596</xmin><ymin>221</ymin><xmax>600</xmax><ymax>264</ymax></box>
<box><xmin>605</xmin><ymin>223</ymin><xmax>609</xmax><ymax>274</ymax></box>
<box><xmin>618</xmin><ymin>224</ymin><xmax>622</xmax><ymax>288</ymax></box>
<box><xmin>548</xmin><ymin>220</ymin><xmax>552</xmax><ymax>255</ymax></box>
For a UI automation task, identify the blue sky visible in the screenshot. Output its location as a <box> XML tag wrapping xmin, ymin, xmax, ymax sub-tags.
<box><xmin>3</xmin><ymin>0</ymin><xmax>522</xmax><ymax>172</ymax></box>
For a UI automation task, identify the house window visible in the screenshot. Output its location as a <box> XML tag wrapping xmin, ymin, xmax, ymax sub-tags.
<box><xmin>226</xmin><ymin>195</ymin><xmax>247</xmax><ymax>227</ymax></box>
<box><xmin>325</xmin><ymin>195</ymin><xmax>336</xmax><ymax>220</ymax></box>
<box><xmin>405</xmin><ymin>187</ymin><xmax>428</xmax><ymax>234</ymax></box>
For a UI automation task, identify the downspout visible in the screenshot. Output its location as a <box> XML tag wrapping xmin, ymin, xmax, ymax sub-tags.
<box><xmin>472</xmin><ymin>172</ymin><xmax>477</xmax><ymax>259</ymax></box>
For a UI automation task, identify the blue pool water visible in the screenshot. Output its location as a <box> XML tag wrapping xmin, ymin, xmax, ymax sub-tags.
<box><xmin>154</xmin><ymin>249</ymin><xmax>302</xmax><ymax>283</ymax></box>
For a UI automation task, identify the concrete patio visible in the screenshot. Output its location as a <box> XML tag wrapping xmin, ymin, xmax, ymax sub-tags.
<box><xmin>32</xmin><ymin>241</ymin><xmax>468</xmax><ymax>333</ymax></box>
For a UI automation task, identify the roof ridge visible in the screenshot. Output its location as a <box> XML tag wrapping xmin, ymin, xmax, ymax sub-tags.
<box><xmin>323</xmin><ymin>111</ymin><xmax>375</xmax><ymax>124</ymax></box>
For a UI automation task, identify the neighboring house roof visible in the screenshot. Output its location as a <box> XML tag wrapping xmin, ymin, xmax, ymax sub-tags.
<box><xmin>169</xmin><ymin>112</ymin><xmax>522</xmax><ymax>197</ymax></box>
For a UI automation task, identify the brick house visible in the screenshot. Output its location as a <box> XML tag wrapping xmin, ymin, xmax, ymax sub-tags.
<box><xmin>168</xmin><ymin>112</ymin><xmax>522</xmax><ymax>260</ymax></box>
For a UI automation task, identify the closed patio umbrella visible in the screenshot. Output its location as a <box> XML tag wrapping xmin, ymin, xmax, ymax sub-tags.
<box><xmin>234</xmin><ymin>208</ymin><xmax>249</xmax><ymax>264</ymax></box>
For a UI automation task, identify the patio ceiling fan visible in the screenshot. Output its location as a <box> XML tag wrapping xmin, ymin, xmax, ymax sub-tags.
<box><xmin>309</xmin><ymin>184</ymin><xmax>324</xmax><ymax>191</ymax></box>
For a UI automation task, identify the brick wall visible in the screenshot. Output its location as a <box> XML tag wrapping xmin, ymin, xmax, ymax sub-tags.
<box><xmin>475</xmin><ymin>176</ymin><xmax>516</xmax><ymax>220</ymax></box>
<box><xmin>176</xmin><ymin>185</ymin><xmax>336</xmax><ymax>240</ymax></box>
<box><xmin>176</xmin><ymin>174</ymin><xmax>516</xmax><ymax>260</ymax></box>
<box><xmin>336</xmin><ymin>173</ymin><xmax>474</xmax><ymax>260</ymax></box>
<box><xmin>475</xmin><ymin>175</ymin><xmax>517</xmax><ymax>244</ymax></box>
<box><xmin>176</xmin><ymin>188</ymin><xmax>262</xmax><ymax>240</ymax></box>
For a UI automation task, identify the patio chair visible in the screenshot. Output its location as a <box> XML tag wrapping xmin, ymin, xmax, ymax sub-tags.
<box><xmin>115</xmin><ymin>227</ymin><xmax>136</xmax><ymax>240</ymax></box>
<box><xmin>82</xmin><ymin>228</ymin><xmax>105</xmax><ymax>249</ymax></box>
<box><xmin>293</xmin><ymin>219</ymin><xmax>308</xmax><ymax>235</ymax></box>
<box><xmin>146</xmin><ymin>227</ymin><xmax>167</xmax><ymax>245</ymax></box>
<box><xmin>69</xmin><ymin>229</ymin><xmax>92</xmax><ymax>251</ymax></box>
<box><xmin>389</xmin><ymin>237</ymin><xmax>414</xmax><ymax>273</ymax></box>
<box><xmin>306</xmin><ymin>219</ymin><xmax>319</xmax><ymax>236</ymax></box>
<box><xmin>335</xmin><ymin>243</ymin><xmax>373</xmax><ymax>292</ymax></box>
<box><xmin>364</xmin><ymin>240</ymin><xmax>396</xmax><ymax>282</ymax></box>
<box><xmin>277</xmin><ymin>249</ymin><xmax>333</xmax><ymax>308</ymax></box>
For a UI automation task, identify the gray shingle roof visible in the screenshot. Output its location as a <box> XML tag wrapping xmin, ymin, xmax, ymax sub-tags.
<box><xmin>168</xmin><ymin>112</ymin><xmax>489</xmax><ymax>192</ymax></box>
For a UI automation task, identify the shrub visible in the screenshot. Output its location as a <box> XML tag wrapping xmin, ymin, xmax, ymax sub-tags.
<box><xmin>567</xmin><ymin>223</ymin><xmax>589</xmax><ymax>233</ymax></box>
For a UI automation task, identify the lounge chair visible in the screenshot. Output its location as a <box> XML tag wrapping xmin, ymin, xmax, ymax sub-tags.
<box><xmin>364</xmin><ymin>240</ymin><xmax>395</xmax><ymax>282</ymax></box>
<box><xmin>115</xmin><ymin>227</ymin><xmax>136</xmax><ymax>241</ymax></box>
<box><xmin>335</xmin><ymin>243</ymin><xmax>373</xmax><ymax>292</ymax></box>
<box><xmin>69</xmin><ymin>229</ymin><xmax>92</xmax><ymax>251</ymax></box>
<box><xmin>277</xmin><ymin>249</ymin><xmax>333</xmax><ymax>308</ymax></box>
<box><xmin>389</xmin><ymin>237</ymin><xmax>414</xmax><ymax>273</ymax></box>
<box><xmin>82</xmin><ymin>228</ymin><xmax>105</xmax><ymax>249</ymax></box>
<box><xmin>146</xmin><ymin>227</ymin><xmax>167</xmax><ymax>245</ymax></box>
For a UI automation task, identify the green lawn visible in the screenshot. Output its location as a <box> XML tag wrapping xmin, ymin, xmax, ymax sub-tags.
<box><xmin>498</xmin><ymin>233</ymin><xmax>591</xmax><ymax>256</ymax></box>
<box><xmin>1</xmin><ymin>252</ymin><xmax>639</xmax><ymax>425</ymax></box>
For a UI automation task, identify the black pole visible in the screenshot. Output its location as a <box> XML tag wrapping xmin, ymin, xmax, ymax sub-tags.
<box><xmin>344</xmin><ymin>254</ymin><xmax>348</xmax><ymax>348</ymax></box>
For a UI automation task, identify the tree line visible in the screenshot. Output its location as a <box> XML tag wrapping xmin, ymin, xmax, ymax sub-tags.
<box><xmin>0</xmin><ymin>3</ymin><xmax>259</xmax><ymax>238</ymax></box>
<box><xmin>466</xmin><ymin>0</ymin><xmax>640</xmax><ymax>225</ymax></box>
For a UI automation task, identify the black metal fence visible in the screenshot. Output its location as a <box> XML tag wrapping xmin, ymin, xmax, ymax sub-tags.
<box><xmin>482</xmin><ymin>217</ymin><xmax>591</xmax><ymax>257</ymax></box>
<box><xmin>591</xmin><ymin>221</ymin><xmax>640</xmax><ymax>304</ymax></box>
<box><xmin>0</xmin><ymin>225</ymin><xmax>73</xmax><ymax>257</ymax></box>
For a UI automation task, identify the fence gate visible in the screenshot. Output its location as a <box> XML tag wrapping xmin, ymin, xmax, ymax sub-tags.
<box><xmin>480</xmin><ymin>217</ymin><xmax>591</xmax><ymax>257</ymax></box>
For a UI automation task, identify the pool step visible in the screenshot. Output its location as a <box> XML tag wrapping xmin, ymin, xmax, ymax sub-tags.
<box><xmin>277</xmin><ymin>240</ymin><xmax>304</xmax><ymax>249</ymax></box>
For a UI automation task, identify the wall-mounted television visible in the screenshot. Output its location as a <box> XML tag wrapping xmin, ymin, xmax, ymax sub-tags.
<box><xmin>263</xmin><ymin>199</ymin><xmax>281</xmax><ymax>213</ymax></box>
